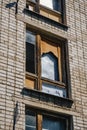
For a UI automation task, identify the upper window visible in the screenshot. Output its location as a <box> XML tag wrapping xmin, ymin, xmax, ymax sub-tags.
<box><xmin>25</xmin><ymin>29</ymin><xmax>68</xmax><ymax>98</ymax></box>
<box><xmin>26</xmin><ymin>0</ymin><xmax>66</xmax><ymax>23</ymax></box>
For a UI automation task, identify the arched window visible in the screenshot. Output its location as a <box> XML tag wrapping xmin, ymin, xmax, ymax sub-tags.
<box><xmin>41</xmin><ymin>52</ymin><xmax>59</xmax><ymax>81</ymax></box>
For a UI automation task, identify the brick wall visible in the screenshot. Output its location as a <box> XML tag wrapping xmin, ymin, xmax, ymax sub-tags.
<box><xmin>0</xmin><ymin>0</ymin><xmax>87</xmax><ymax>129</ymax></box>
<box><xmin>66</xmin><ymin>0</ymin><xmax>87</xmax><ymax>129</ymax></box>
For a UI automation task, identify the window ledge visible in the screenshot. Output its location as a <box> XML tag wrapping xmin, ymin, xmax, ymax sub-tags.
<box><xmin>23</xmin><ymin>8</ymin><xmax>68</xmax><ymax>30</ymax></box>
<box><xmin>21</xmin><ymin>88</ymin><xmax>73</xmax><ymax>108</ymax></box>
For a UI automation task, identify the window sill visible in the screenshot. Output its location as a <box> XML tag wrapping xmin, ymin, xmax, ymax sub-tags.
<box><xmin>23</xmin><ymin>8</ymin><xmax>68</xmax><ymax>30</ymax></box>
<box><xmin>21</xmin><ymin>87</ymin><xmax>73</xmax><ymax>108</ymax></box>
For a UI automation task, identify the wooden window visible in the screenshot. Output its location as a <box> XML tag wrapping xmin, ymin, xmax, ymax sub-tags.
<box><xmin>25</xmin><ymin>107</ymin><xmax>71</xmax><ymax>130</ymax></box>
<box><xmin>25</xmin><ymin>29</ymin><xmax>67</xmax><ymax>97</ymax></box>
<box><xmin>26</xmin><ymin>0</ymin><xmax>66</xmax><ymax>23</ymax></box>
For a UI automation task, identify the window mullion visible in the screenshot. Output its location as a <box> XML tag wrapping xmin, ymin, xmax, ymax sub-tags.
<box><xmin>37</xmin><ymin>35</ymin><xmax>41</xmax><ymax>90</ymax></box>
<box><xmin>35</xmin><ymin>0</ymin><xmax>40</xmax><ymax>13</ymax></box>
<box><xmin>57</xmin><ymin>46</ymin><xmax>62</xmax><ymax>82</ymax></box>
<box><xmin>61</xmin><ymin>0</ymin><xmax>66</xmax><ymax>24</ymax></box>
<box><xmin>37</xmin><ymin>114</ymin><xmax>42</xmax><ymax>130</ymax></box>
<box><xmin>66</xmin><ymin>118</ymin><xmax>69</xmax><ymax>130</ymax></box>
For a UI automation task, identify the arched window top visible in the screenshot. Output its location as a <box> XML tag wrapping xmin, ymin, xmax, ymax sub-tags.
<box><xmin>41</xmin><ymin>52</ymin><xmax>59</xmax><ymax>81</ymax></box>
<box><xmin>42</xmin><ymin>52</ymin><xmax>58</xmax><ymax>59</ymax></box>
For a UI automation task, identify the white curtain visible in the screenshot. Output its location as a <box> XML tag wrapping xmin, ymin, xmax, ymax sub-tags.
<box><xmin>40</xmin><ymin>0</ymin><xmax>53</xmax><ymax>9</ymax></box>
<box><xmin>40</xmin><ymin>0</ymin><xmax>61</xmax><ymax>12</ymax></box>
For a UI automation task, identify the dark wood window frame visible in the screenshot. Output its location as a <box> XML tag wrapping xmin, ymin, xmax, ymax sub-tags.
<box><xmin>25</xmin><ymin>106</ymin><xmax>72</xmax><ymax>130</ymax></box>
<box><xmin>25</xmin><ymin>28</ymin><xmax>70</xmax><ymax>98</ymax></box>
<box><xmin>26</xmin><ymin>0</ymin><xmax>66</xmax><ymax>24</ymax></box>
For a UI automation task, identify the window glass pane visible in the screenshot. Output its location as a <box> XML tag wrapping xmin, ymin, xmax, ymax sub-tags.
<box><xmin>41</xmin><ymin>53</ymin><xmax>59</xmax><ymax>81</ymax></box>
<box><xmin>53</xmin><ymin>0</ymin><xmax>61</xmax><ymax>12</ymax></box>
<box><xmin>42</xmin><ymin>83</ymin><xmax>66</xmax><ymax>97</ymax></box>
<box><xmin>26</xmin><ymin>30</ymin><xmax>36</xmax><ymax>73</ymax></box>
<box><xmin>57</xmin><ymin>0</ymin><xmax>61</xmax><ymax>12</ymax></box>
<box><xmin>40</xmin><ymin>0</ymin><xmax>53</xmax><ymax>9</ymax></box>
<box><xmin>26</xmin><ymin>43</ymin><xmax>35</xmax><ymax>73</ymax></box>
<box><xmin>40</xmin><ymin>0</ymin><xmax>61</xmax><ymax>12</ymax></box>
<box><xmin>25</xmin><ymin>109</ymin><xmax>36</xmax><ymax>130</ymax></box>
<box><xmin>26</xmin><ymin>126</ymin><xmax>36</xmax><ymax>130</ymax></box>
<box><xmin>42</xmin><ymin>115</ymin><xmax>66</xmax><ymax>130</ymax></box>
<box><xmin>26</xmin><ymin>30</ymin><xmax>36</xmax><ymax>45</ymax></box>
<box><xmin>31</xmin><ymin>0</ymin><xmax>36</xmax><ymax>2</ymax></box>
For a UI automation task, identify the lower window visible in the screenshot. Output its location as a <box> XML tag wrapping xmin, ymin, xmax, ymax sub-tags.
<box><xmin>25</xmin><ymin>107</ymin><xmax>71</xmax><ymax>130</ymax></box>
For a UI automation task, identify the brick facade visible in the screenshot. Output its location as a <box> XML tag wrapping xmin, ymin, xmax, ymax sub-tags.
<box><xmin>0</xmin><ymin>0</ymin><xmax>87</xmax><ymax>130</ymax></box>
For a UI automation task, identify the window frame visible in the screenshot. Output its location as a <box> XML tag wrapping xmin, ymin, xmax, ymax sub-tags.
<box><xmin>26</xmin><ymin>0</ymin><xmax>66</xmax><ymax>24</ymax></box>
<box><xmin>25</xmin><ymin>106</ymin><xmax>72</xmax><ymax>130</ymax></box>
<box><xmin>40</xmin><ymin>37</ymin><xmax>67</xmax><ymax>97</ymax></box>
<box><xmin>25</xmin><ymin>28</ymin><xmax>69</xmax><ymax>98</ymax></box>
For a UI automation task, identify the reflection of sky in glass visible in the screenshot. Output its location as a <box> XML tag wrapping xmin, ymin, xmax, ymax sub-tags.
<box><xmin>31</xmin><ymin>0</ymin><xmax>36</xmax><ymax>2</ymax></box>
<box><xmin>42</xmin><ymin>116</ymin><xmax>66</xmax><ymax>130</ymax></box>
<box><xmin>26</xmin><ymin>30</ymin><xmax>36</xmax><ymax>45</ymax></box>
<box><xmin>26</xmin><ymin>115</ymin><xmax>36</xmax><ymax>130</ymax></box>
<box><xmin>41</xmin><ymin>53</ymin><xmax>58</xmax><ymax>81</ymax></box>
<box><xmin>26</xmin><ymin>115</ymin><xmax>36</xmax><ymax>126</ymax></box>
<box><xmin>26</xmin><ymin>126</ymin><xmax>36</xmax><ymax>130</ymax></box>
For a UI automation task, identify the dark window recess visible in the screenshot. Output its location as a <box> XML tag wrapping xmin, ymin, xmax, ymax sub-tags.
<box><xmin>42</xmin><ymin>115</ymin><xmax>66</xmax><ymax>130</ymax></box>
<box><xmin>26</xmin><ymin>30</ymin><xmax>36</xmax><ymax>74</ymax></box>
<box><xmin>26</xmin><ymin>43</ymin><xmax>35</xmax><ymax>73</ymax></box>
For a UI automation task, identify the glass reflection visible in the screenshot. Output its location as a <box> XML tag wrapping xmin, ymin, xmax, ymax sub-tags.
<box><xmin>41</xmin><ymin>52</ymin><xmax>59</xmax><ymax>81</ymax></box>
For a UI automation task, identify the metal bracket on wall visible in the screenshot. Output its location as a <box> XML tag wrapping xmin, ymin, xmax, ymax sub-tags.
<box><xmin>5</xmin><ymin>0</ymin><xmax>19</xmax><ymax>14</ymax></box>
